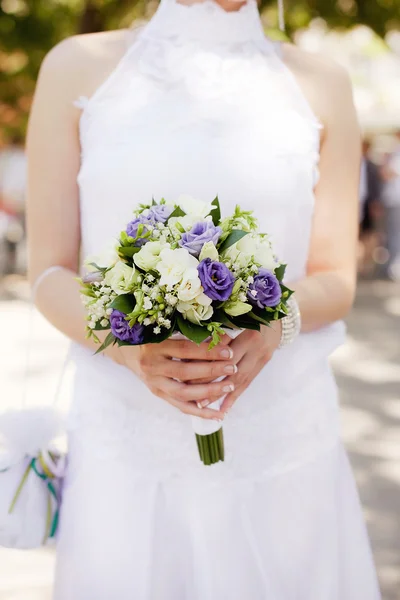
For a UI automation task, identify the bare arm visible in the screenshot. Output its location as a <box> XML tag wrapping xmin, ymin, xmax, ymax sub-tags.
<box><xmin>291</xmin><ymin>62</ymin><xmax>360</xmax><ymax>331</ymax></box>
<box><xmin>27</xmin><ymin>36</ymin><xmax>235</xmax><ymax>419</ymax></box>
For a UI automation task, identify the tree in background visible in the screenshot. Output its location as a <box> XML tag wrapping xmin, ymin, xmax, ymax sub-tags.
<box><xmin>0</xmin><ymin>0</ymin><xmax>399</xmax><ymax>143</ymax></box>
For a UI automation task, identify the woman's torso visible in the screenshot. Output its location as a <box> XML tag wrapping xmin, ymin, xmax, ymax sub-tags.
<box><xmin>69</xmin><ymin>0</ymin><xmax>345</xmax><ymax>481</ymax></box>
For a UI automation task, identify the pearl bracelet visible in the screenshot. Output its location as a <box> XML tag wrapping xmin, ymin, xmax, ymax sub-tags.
<box><xmin>279</xmin><ymin>294</ymin><xmax>301</xmax><ymax>348</ymax></box>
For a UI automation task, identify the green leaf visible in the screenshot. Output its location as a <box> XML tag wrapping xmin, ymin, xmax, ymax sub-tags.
<box><xmin>248</xmin><ymin>310</ymin><xmax>272</xmax><ymax>326</ymax></box>
<box><xmin>118</xmin><ymin>246</ymin><xmax>140</xmax><ymax>258</ymax></box>
<box><xmin>213</xmin><ymin>309</ymin><xmax>239</xmax><ymax>330</ymax></box>
<box><xmin>93</xmin><ymin>322</ymin><xmax>110</xmax><ymax>331</ymax></box>
<box><xmin>210</xmin><ymin>196</ymin><xmax>221</xmax><ymax>226</ymax></box>
<box><xmin>144</xmin><ymin>323</ymin><xmax>176</xmax><ymax>344</ymax></box>
<box><xmin>177</xmin><ymin>315</ymin><xmax>210</xmax><ymax>345</ymax></box>
<box><xmin>94</xmin><ymin>332</ymin><xmax>116</xmax><ymax>355</ymax></box>
<box><xmin>120</xmin><ymin>231</ymin><xmax>135</xmax><ymax>247</ymax></box>
<box><xmin>280</xmin><ymin>283</ymin><xmax>294</xmax><ymax>299</ymax></box>
<box><xmin>167</xmin><ymin>206</ymin><xmax>186</xmax><ymax>221</ymax></box>
<box><xmin>110</xmin><ymin>294</ymin><xmax>135</xmax><ymax>314</ymax></box>
<box><xmin>219</xmin><ymin>230</ymin><xmax>249</xmax><ymax>253</ymax></box>
<box><xmin>88</xmin><ymin>262</ymin><xmax>107</xmax><ymax>273</ymax></box>
<box><xmin>230</xmin><ymin>315</ymin><xmax>261</xmax><ymax>331</ymax></box>
<box><xmin>274</xmin><ymin>264</ymin><xmax>287</xmax><ymax>281</ymax></box>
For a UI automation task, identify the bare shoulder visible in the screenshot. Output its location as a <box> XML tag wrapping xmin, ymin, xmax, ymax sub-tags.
<box><xmin>37</xmin><ymin>30</ymin><xmax>130</xmax><ymax>104</ymax></box>
<box><xmin>281</xmin><ymin>43</ymin><xmax>355</xmax><ymax>128</ymax></box>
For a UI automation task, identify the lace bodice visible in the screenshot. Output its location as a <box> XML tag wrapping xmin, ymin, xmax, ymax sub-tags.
<box><xmin>70</xmin><ymin>0</ymin><xmax>345</xmax><ymax>480</ymax></box>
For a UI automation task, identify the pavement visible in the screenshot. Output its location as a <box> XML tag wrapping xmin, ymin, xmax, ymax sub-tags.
<box><xmin>0</xmin><ymin>275</ymin><xmax>399</xmax><ymax>600</ymax></box>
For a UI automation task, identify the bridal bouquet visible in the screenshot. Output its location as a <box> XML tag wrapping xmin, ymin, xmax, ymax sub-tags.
<box><xmin>80</xmin><ymin>195</ymin><xmax>292</xmax><ymax>465</ymax></box>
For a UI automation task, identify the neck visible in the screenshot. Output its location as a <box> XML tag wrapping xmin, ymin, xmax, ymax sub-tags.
<box><xmin>177</xmin><ymin>0</ymin><xmax>248</xmax><ymax>13</ymax></box>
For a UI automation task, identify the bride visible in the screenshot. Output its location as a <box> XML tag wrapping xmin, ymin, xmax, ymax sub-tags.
<box><xmin>27</xmin><ymin>0</ymin><xmax>381</xmax><ymax>597</ymax></box>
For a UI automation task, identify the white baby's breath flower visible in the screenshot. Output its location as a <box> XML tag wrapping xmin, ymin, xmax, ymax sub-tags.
<box><xmin>147</xmin><ymin>274</ymin><xmax>155</xmax><ymax>282</ymax></box>
<box><xmin>100</xmin><ymin>319</ymin><xmax>109</xmax><ymax>327</ymax></box>
<box><xmin>165</xmin><ymin>293</ymin><xmax>178</xmax><ymax>306</ymax></box>
<box><xmin>239</xmin><ymin>292</ymin><xmax>247</xmax><ymax>302</ymax></box>
<box><xmin>143</xmin><ymin>318</ymin><xmax>151</xmax><ymax>326</ymax></box>
<box><xmin>153</xmin><ymin>326</ymin><xmax>161</xmax><ymax>335</ymax></box>
<box><xmin>247</xmin><ymin>276</ymin><xmax>254</xmax><ymax>284</ymax></box>
<box><xmin>106</xmin><ymin>308</ymin><xmax>113</xmax><ymax>316</ymax></box>
<box><xmin>143</xmin><ymin>297</ymin><xmax>153</xmax><ymax>310</ymax></box>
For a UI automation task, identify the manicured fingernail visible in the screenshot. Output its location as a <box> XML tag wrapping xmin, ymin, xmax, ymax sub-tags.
<box><xmin>199</xmin><ymin>399</ymin><xmax>210</xmax><ymax>408</ymax></box>
<box><xmin>220</xmin><ymin>348</ymin><xmax>233</xmax><ymax>359</ymax></box>
<box><xmin>224</xmin><ymin>364</ymin><xmax>237</xmax><ymax>375</ymax></box>
<box><xmin>222</xmin><ymin>384</ymin><xmax>235</xmax><ymax>393</ymax></box>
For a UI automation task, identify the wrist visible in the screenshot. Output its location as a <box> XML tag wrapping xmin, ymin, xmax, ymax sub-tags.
<box><xmin>279</xmin><ymin>294</ymin><xmax>301</xmax><ymax>348</ymax></box>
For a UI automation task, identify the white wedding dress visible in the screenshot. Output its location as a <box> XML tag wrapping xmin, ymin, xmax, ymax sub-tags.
<box><xmin>54</xmin><ymin>1</ymin><xmax>381</xmax><ymax>598</ymax></box>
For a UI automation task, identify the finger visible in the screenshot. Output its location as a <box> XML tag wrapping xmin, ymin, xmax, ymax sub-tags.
<box><xmin>228</xmin><ymin>332</ymin><xmax>258</xmax><ymax>366</ymax></box>
<box><xmin>163</xmin><ymin>377</ymin><xmax>235</xmax><ymax>405</ymax></box>
<box><xmin>220</xmin><ymin>355</ymin><xmax>259</xmax><ymax>413</ymax></box>
<box><xmin>163</xmin><ymin>359</ymin><xmax>237</xmax><ymax>382</ymax></box>
<box><xmin>154</xmin><ymin>386</ymin><xmax>225</xmax><ymax>420</ymax></box>
<box><xmin>167</xmin><ymin>396</ymin><xmax>225</xmax><ymax>420</ymax></box>
<box><xmin>161</xmin><ymin>339</ymin><xmax>234</xmax><ymax>362</ymax></box>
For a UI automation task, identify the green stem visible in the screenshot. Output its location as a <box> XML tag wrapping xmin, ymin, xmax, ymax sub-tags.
<box><xmin>195</xmin><ymin>429</ymin><xmax>225</xmax><ymax>466</ymax></box>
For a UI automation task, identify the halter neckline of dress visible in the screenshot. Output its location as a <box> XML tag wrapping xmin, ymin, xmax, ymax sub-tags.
<box><xmin>142</xmin><ymin>0</ymin><xmax>269</xmax><ymax>47</ymax></box>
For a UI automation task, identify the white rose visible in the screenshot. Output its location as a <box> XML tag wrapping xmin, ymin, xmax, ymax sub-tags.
<box><xmin>222</xmin><ymin>245</ymin><xmax>250</xmax><ymax>269</ymax></box>
<box><xmin>168</xmin><ymin>194</ymin><xmax>214</xmax><ymax>218</ymax></box>
<box><xmin>104</xmin><ymin>261</ymin><xmax>137</xmax><ymax>295</ymax></box>
<box><xmin>177</xmin><ymin>270</ymin><xmax>202</xmax><ymax>302</ymax></box>
<box><xmin>84</xmin><ymin>239</ymin><xmax>119</xmax><ymax>271</ymax></box>
<box><xmin>157</xmin><ymin>248</ymin><xmax>199</xmax><ymax>288</ymax></box>
<box><xmin>133</xmin><ymin>241</ymin><xmax>164</xmax><ymax>271</ymax></box>
<box><xmin>236</xmin><ymin>235</ymin><xmax>276</xmax><ymax>270</ymax></box>
<box><xmin>177</xmin><ymin>292</ymin><xmax>213</xmax><ymax>325</ymax></box>
<box><xmin>223</xmin><ymin>235</ymin><xmax>276</xmax><ymax>271</ymax></box>
<box><xmin>168</xmin><ymin>214</ymin><xmax>199</xmax><ymax>237</ymax></box>
<box><xmin>199</xmin><ymin>241</ymin><xmax>219</xmax><ymax>262</ymax></box>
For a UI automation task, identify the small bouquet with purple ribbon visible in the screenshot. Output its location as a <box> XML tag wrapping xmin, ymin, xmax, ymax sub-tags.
<box><xmin>80</xmin><ymin>195</ymin><xmax>293</xmax><ymax>465</ymax></box>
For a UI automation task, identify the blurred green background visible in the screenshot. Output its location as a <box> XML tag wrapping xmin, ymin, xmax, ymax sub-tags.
<box><xmin>1</xmin><ymin>0</ymin><xmax>400</xmax><ymax>144</ymax></box>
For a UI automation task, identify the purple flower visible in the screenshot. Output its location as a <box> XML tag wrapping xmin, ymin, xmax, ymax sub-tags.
<box><xmin>126</xmin><ymin>205</ymin><xmax>173</xmax><ymax>247</ymax></box>
<box><xmin>126</xmin><ymin>214</ymin><xmax>153</xmax><ymax>247</ymax></box>
<box><xmin>110</xmin><ymin>310</ymin><xmax>145</xmax><ymax>344</ymax></box>
<box><xmin>198</xmin><ymin>258</ymin><xmax>235</xmax><ymax>302</ymax></box>
<box><xmin>148</xmin><ymin>204</ymin><xmax>173</xmax><ymax>223</ymax></box>
<box><xmin>179</xmin><ymin>221</ymin><xmax>222</xmax><ymax>256</ymax></box>
<box><xmin>247</xmin><ymin>268</ymin><xmax>282</xmax><ymax>309</ymax></box>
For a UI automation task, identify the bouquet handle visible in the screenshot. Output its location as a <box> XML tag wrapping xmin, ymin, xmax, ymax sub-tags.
<box><xmin>172</xmin><ymin>328</ymin><xmax>242</xmax><ymax>465</ymax></box>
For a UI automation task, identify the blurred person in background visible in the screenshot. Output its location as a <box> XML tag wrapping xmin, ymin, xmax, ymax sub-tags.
<box><xmin>381</xmin><ymin>130</ymin><xmax>400</xmax><ymax>281</ymax></box>
<box><xmin>26</xmin><ymin>0</ymin><xmax>381</xmax><ymax>598</ymax></box>
<box><xmin>358</xmin><ymin>139</ymin><xmax>383</xmax><ymax>276</ymax></box>
<box><xmin>0</xmin><ymin>133</ymin><xmax>27</xmax><ymax>275</ymax></box>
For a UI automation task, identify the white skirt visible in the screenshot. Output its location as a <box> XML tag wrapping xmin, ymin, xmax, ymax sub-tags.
<box><xmin>53</xmin><ymin>341</ymin><xmax>381</xmax><ymax>600</ymax></box>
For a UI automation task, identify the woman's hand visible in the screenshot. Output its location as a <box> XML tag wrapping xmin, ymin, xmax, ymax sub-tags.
<box><xmin>111</xmin><ymin>337</ymin><xmax>236</xmax><ymax>420</ymax></box>
<box><xmin>219</xmin><ymin>323</ymin><xmax>282</xmax><ymax>414</ymax></box>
